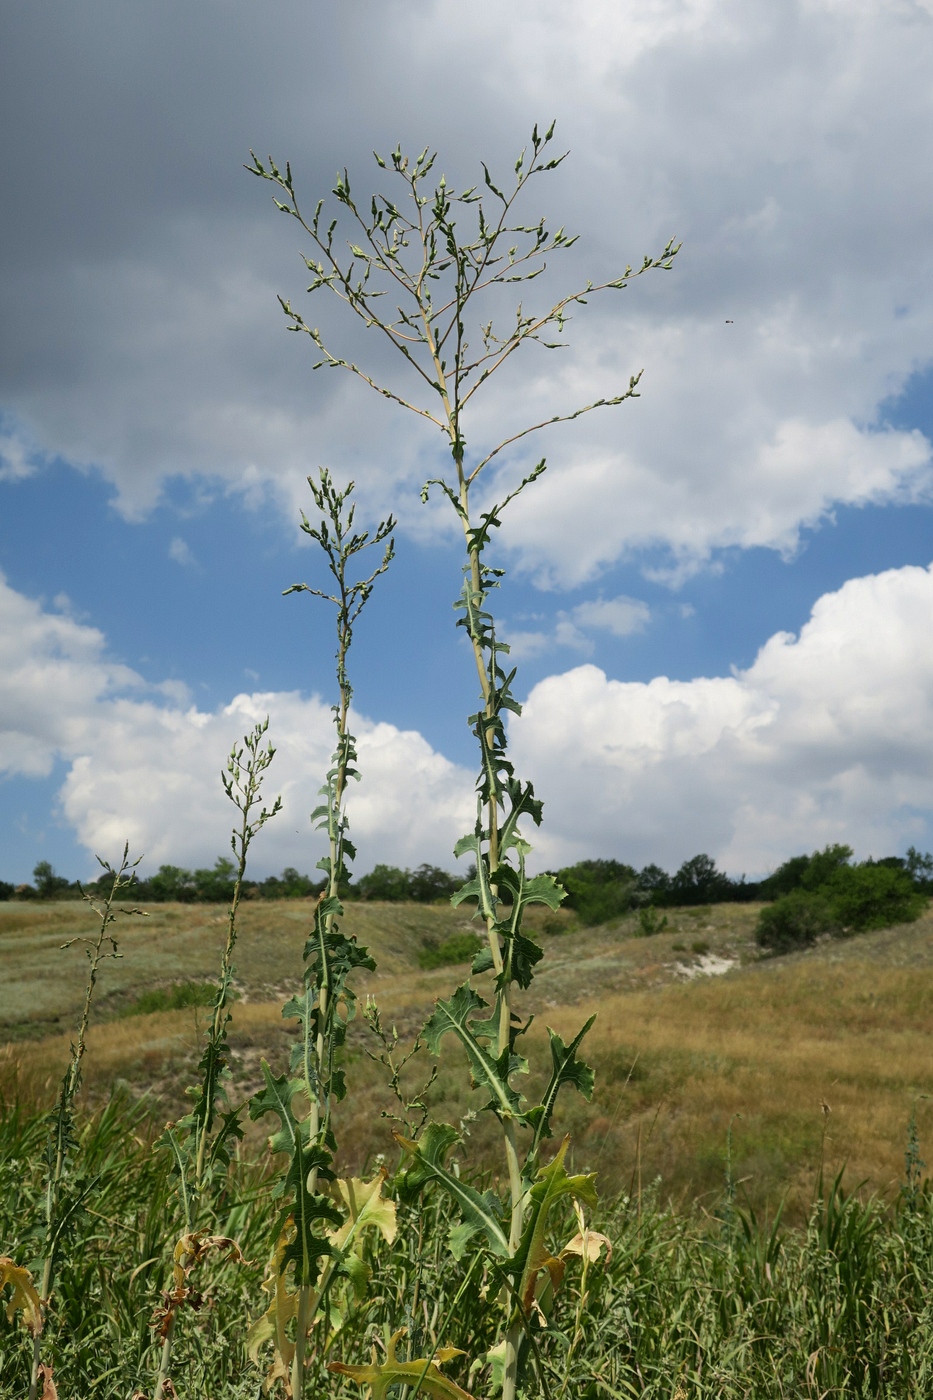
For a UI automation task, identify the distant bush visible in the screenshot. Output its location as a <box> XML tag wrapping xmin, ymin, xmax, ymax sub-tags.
<box><xmin>556</xmin><ymin>859</ymin><xmax>638</xmax><ymax>926</ymax></box>
<box><xmin>257</xmin><ymin>866</ymin><xmax>321</xmax><ymax>899</ymax></box>
<box><xmin>418</xmin><ymin>931</ymin><xmax>483</xmax><ymax>968</ymax></box>
<box><xmin>757</xmin><ymin>848</ymin><xmax>927</xmax><ymax>951</ymax></box>
<box><xmin>666</xmin><ymin>854</ymin><xmax>735</xmax><ymax>907</ymax></box>
<box><xmin>757</xmin><ymin>889</ymin><xmax>837</xmax><ymax>952</ymax></box>
<box><xmin>121</xmin><ymin>981</ymin><xmax>218</xmax><ymax>1017</ymax></box>
<box><xmin>0</xmin><ymin>880</ymin><xmax>14</xmax><ymax>901</ymax></box>
<box><xmin>636</xmin><ymin>907</ymin><xmax>669</xmax><ymax>937</ymax></box>
<box><xmin>551</xmin><ymin>853</ymin><xmax>760</xmax><ymax>926</ymax></box>
<box><xmin>757</xmin><ymin>853</ymin><xmax>813</xmax><ymax>900</ymax></box>
<box><xmin>827</xmin><ymin>862</ymin><xmax>925</xmax><ymax>933</ymax></box>
<box><xmin>31</xmin><ymin>861</ymin><xmax>79</xmax><ymax>900</ymax></box>
<box><xmin>356</xmin><ymin>863</ymin><xmax>413</xmax><ymax>901</ymax></box>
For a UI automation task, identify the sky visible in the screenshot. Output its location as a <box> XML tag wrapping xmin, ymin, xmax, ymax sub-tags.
<box><xmin>3</xmin><ymin>0</ymin><xmax>933</xmax><ymax>885</ymax></box>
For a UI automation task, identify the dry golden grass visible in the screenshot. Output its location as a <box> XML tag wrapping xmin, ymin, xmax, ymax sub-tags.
<box><xmin>5</xmin><ymin>896</ymin><xmax>933</xmax><ymax>1218</ymax></box>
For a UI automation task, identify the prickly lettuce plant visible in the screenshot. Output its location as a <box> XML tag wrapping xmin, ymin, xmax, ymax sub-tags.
<box><xmin>153</xmin><ymin>720</ymin><xmax>281</xmax><ymax>1400</ymax></box>
<box><xmin>250</xmin><ymin>125</ymin><xmax>675</xmax><ymax>1398</ymax></box>
<box><xmin>247</xmin><ymin>469</ymin><xmax>396</xmax><ymax>1399</ymax></box>
<box><xmin>25</xmin><ymin>845</ymin><xmax>145</xmax><ymax>1400</ymax></box>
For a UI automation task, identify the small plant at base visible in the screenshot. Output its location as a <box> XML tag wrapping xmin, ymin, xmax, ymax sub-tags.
<box><xmin>637</xmin><ymin>907</ymin><xmax>668</xmax><ymax>937</ymax></box>
<box><xmin>249</xmin><ymin>123</ymin><xmax>676</xmax><ymax>1400</ymax></box>
<box><xmin>152</xmin><ymin>718</ymin><xmax>281</xmax><ymax>1400</ymax></box>
<box><xmin>25</xmin><ymin>844</ymin><xmax>145</xmax><ymax>1400</ymax></box>
<box><xmin>247</xmin><ymin>470</ymin><xmax>396</xmax><ymax>1399</ymax></box>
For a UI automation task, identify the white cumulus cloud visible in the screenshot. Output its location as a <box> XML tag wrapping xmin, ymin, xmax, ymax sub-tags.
<box><xmin>0</xmin><ymin>572</ymin><xmax>474</xmax><ymax>878</ymax></box>
<box><xmin>510</xmin><ymin>562</ymin><xmax>933</xmax><ymax>875</ymax></box>
<box><xmin>5</xmin><ymin>562</ymin><xmax>933</xmax><ymax>882</ymax></box>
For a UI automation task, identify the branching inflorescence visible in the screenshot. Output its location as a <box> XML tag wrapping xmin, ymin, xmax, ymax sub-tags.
<box><xmin>250</xmin><ymin>124</ymin><xmax>678</xmax><ymax>1399</ymax></box>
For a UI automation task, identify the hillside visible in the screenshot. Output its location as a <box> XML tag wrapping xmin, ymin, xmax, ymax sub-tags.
<box><xmin>3</xmin><ymin>896</ymin><xmax>933</xmax><ymax>1218</ymax></box>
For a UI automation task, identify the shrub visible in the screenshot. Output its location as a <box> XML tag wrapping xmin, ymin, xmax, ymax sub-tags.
<box><xmin>0</xmin><ymin>880</ymin><xmax>14</xmax><ymax>901</ymax></box>
<box><xmin>191</xmin><ymin>857</ymin><xmax>237</xmax><ymax>904</ymax></box>
<box><xmin>121</xmin><ymin>981</ymin><xmax>219</xmax><ymax>1017</ymax></box>
<box><xmin>801</xmin><ymin>843</ymin><xmax>854</xmax><ymax>890</ymax></box>
<box><xmin>636</xmin><ymin>907</ymin><xmax>669</xmax><ymax>936</ymax></box>
<box><xmin>32</xmin><ymin>860</ymin><xmax>76</xmax><ymax>899</ymax></box>
<box><xmin>417</xmin><ymin>932</ymin><xmax>483</xmax><ymax>969</ymax></box>
<box><xmin>259</xmin><ymin>865</ymin><xmax>319</xmax><ymax>898</ymax></box>
<box><xmin>355</xmin><ymin>863</ymin><xmax>412</xmax><ymax>901</ymax></box>
<box><xmin>759</xmin><ymin>844</ymin><xmax>853</xmax><ymax>901</ymax></box>
<box><xmin>146</xmin><ymin>864</ymin><xmax>197</xmax><ymax>902</ymax></box>
<box><xmin>906</xmin><ymin>845</ymin><xmax>933</xmax><ymax>891</ymax></box>
<box><xmin>120</xmin><ymin>985</ymin><xmax>218</xmax><ymax>1019</ymax></box>
<box><xmin>758</xmin><ymin>848</ymin><xmax>927</xmax><ymax>951</ymax></box>
<box><xmin>407</xmin><ymin>863</ymin><xmax>461</xmax><ymax>902</ymax></box>
<box><xmin>557</xmin><ymin>859</ymin><xmax>638</xmax><ymax>925</ymax></box>
<box><xmin>357</xmin><ymin>862</ymin><xmax>461</xmax><ymax>902</ymax></box>
<box><xmin>757</xmin><ymin>889</ymin><xmax>837</xmax><ymax>952</ymax></box>
<box><xmin>827</xmin><ymin>861</ymin><xmax>925</xmax><ymax>932</ymax></box>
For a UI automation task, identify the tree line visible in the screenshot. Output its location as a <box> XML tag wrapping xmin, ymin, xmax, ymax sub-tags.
<box><xmin>0</xmin><ymin>857</ymin><xmax>463</xmax><ymax>905</ymax></box>
<box><xmin>6</xmin><ymin>846</ymin><xmax>933</xmax><ymax>926</ymax></box>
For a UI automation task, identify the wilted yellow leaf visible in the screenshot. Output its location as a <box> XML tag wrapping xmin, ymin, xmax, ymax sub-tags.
<box><xmin>328</xmin><ymin>1328</ymin><xmax>474</xmax><ymax>1400</ymax></box>
<box><xmin>328</xmin><ymin>1168</ymin><xmax>397</xmax><ymax>1250</ymax></box>
<box><xmin>0</xmin><ymin>1255</ymin><xmax>42</xmax><ymax>1335</ymax></box>
<box><xmin>560</xmin><ymin>1198</ymin><xmax>613</xmax><ymax>1267</ymax></box>
<box><xmin>37</xmin><ymin>1363</ymin><xmax>58</xmax><ymax>1400</ymax></box>
<box><xmin>247</xmin><ymin>1229</ymin><xmax>297</xmax><ymax>1372</ymax></box>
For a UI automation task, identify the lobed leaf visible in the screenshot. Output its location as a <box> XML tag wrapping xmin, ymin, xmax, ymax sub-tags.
<box><xmin>396</xmin><ymin>1123</ymin><xmax>510</xmax><ymax>1258</ymax></box>
<box><xmin>422</xmin><ymin>985</ymin><xmax>524</xmax><ymax>1119</ymax></box>
<box><xmin>530</xmin><ymin>1017</ymin><xmax>596</xmax><ymax>1150</ymax></box>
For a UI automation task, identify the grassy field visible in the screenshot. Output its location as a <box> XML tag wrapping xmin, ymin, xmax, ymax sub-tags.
<box><xmin>4</xmin><ymin>895</ymin><xmax>933</xmax><ymax>1220</ymax></box>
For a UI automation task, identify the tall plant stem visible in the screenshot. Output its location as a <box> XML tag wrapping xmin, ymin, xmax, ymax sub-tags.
<box><xmin>193</xmin><ymin>804</ymin><xmax>248</xmax><ymax>1192</ymax></box>
<box><xmin>280</xmin><ymin>470</ymin><xmax>393</xmax><ymax>1400</ymax></box>
<box><xmin>30</xmin><ymin>845</ymin><xmax>142</xmax><ymax>1400</ymax></box>
<box><xmin>249</xmin><ymin>130</ymin><xmax>674</xmax><ymax>1400</ymax></box>
<box><xmin>153</xmin><ymin>721</ymin><xmax>280</xmax><ymax>1400</ymax></box>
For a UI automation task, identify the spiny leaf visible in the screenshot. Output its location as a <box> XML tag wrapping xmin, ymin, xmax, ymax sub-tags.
<box><xmin>396</xmin><ymin>1123</ymin><xmax>510</xmax><ymax>1258</ymax></box>
<box><xmin>422</xmin><ymin>985</ymin><xmax>524</xmax><ymax>1119</ymax></box>
<box><xmin>530</xmin><ymin>1017</ymin><xmax>596</xmax><ymax>1150</ymax></box>
<box><xmin>328</xmin><ymin>1169</ymin><xmax>398</xmax><ymax>1252</ymax></box>
<box><xmin>246</xmin><ymin>1230</ymin><xmax>295</xmax><ymax>1377</ymax></box>
<box><xmin>248</xmin><ymin>1062</ymin><xmax>306</xmax><ymax>1156</ymax></box>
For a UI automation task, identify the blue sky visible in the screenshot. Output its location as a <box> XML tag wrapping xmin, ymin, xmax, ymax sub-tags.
<box><xmin>3</xmin><ymin>1</ymin><xmax>933</xmax><ymax>885</ymax></box>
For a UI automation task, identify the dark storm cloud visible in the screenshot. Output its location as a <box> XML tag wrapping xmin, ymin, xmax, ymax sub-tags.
<box><xmin>1</xmin><ymin>0</ymin><xmax>932</xmax><ymax>567</ymax></box>
<box><xmin>0</xmin><ymin>1</ymin><xmax>520</xmax><ymax>507</ymax></box>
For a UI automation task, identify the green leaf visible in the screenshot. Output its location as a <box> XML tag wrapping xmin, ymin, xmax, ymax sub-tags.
<box><xmin>531</xmin><ymin>1017</ymin><xmax>596</xmax><ymax>1151</ymax></box>
<box><xmin>249</xmin><ymin>1062</ymin><xmax>306</xmax><ymax>1157</ymax></box>
<box><xmin>282</xmin><ymin>1139</ymin><xmax>341</xmax><ymax>1286</ymax></box>
<box><xmin>422</xmin><ymin>985</ymin><xmax>523</xmax><ymax>1120</ymax></box>
<box><xmin>512</xmin><ymin>1138</ymin><xmax>598</xmax><ymax>1312</ymax></box>
<box><xmin>396</xmin><ymin>1123</ymin><xmax>510</xmax><ymax>1258</ymax></box>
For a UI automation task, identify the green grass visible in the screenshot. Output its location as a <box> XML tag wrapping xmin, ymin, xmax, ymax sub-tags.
<box><xmin>417</xmin><ymin>931</ymin><xmax>483</xmax><ymax>969</ymax></box>
<box><xmin>5</xmin><ymin>898</ymin><xmax>933</xmax><ymax>1217</ymax></box>
<box><xmin>5</xmin><ymin>901</ymin><xmax>933</xmax><ymax>1392</ymax></box>
<box><xmin>120</xmin><ymin>980</ymin><xmax>219</xmax><ymax>1017</ymax></box>
<box><xmin>4</xmin><ymin>1092</ymin><xmax>933</xmax><ymax>1397</ymax></box>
